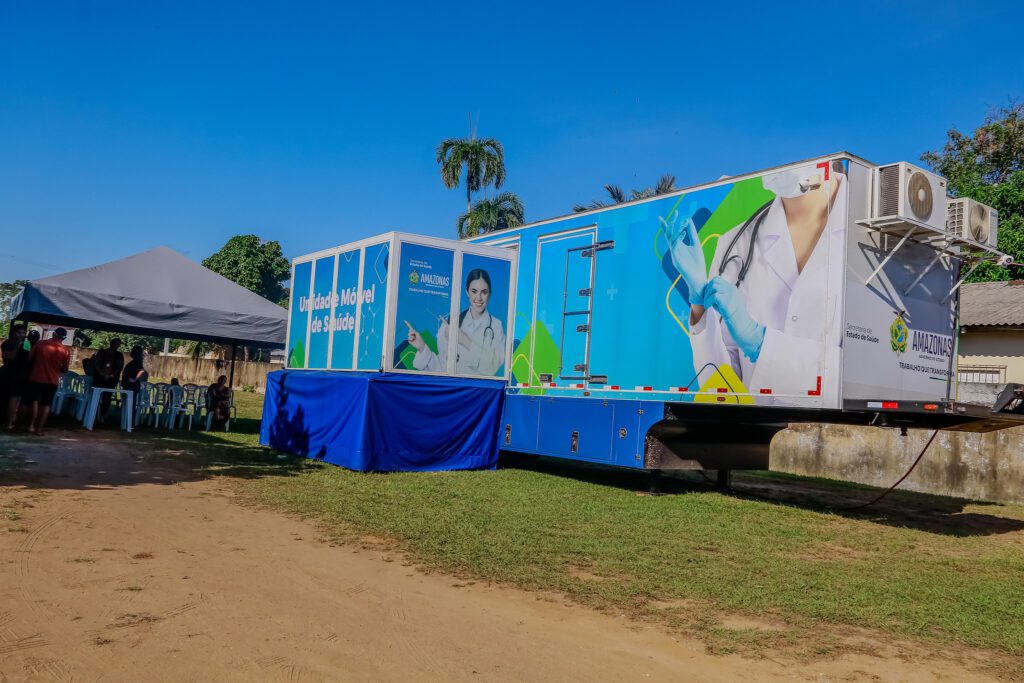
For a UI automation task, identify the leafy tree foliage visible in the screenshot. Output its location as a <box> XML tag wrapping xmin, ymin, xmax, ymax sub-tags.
<box><xmin>85</xmin><ymin>330</ymin><xmax>165</xmax><ymax>352</ymax></box>
<box><xmin>202</xmin><ymin>235</ymin><xmax>291</xmax><ymax>306</ymax></box>
<box><xmin>574</xmin><ymin>174</ymin><xmax>676</xmax><ymax>212</ymax></box>
<box><xmin>0</xmin><ymin>280</ymin><xmax>29</xmax><ymax>338</ymax></box>
<box><xmin>922</xmin><ymin>102</ymin><xmax>1024</xmax><ymax>282</ymax></box>
<box><xmin>456</xmin><ymin>192</ymin><xmax>525</xmax><ymax>238</ymax></box>
<box><xmin>437</xmin><ymin>135</ymin><xmax>506</xmax><ymax>212</ymax></box>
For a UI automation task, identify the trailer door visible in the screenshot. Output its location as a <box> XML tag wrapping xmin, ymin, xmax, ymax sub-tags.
<box><xmin>534</xmin><ymin>228</ymin><xmax>603</xmax><ymax>383</ymax></box>
<box><xmin>536</xmin><ymin>229</ymin><xmax>593</xmax><ymax>382</ymax></box>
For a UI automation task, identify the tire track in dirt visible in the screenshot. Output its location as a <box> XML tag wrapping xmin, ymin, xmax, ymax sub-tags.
<box><xmin>2</xmin><ymin>513</ymin><xmax>67</xmax><ymax>664</ymax></box>
<box><xmin>22</xmin><ymin>656</ymin><xmax>75</xmax><ymax>682</ymax></box>
<box><xmin>16</xmin><ymin>512</ymin><xmax>69</xmax><ymax>581</ymax></box>
<box><xmin>85</xmin><ymin>596</ymin><xmax>207</xmax><ymax>641</ymax></box>
<box><xmin>0</xmin><ymin>631</ymin><xmax>48</xmax><ymax>655</ymax></box>
<box><xmin>15</xmin><ymin>509</ymin><xmax>69</xmax><ymax>618</ymax></box>
<box><xmin>5</xmin><ymin>502</ymin><xmax>107</xmax><ymax>680</ymax></box>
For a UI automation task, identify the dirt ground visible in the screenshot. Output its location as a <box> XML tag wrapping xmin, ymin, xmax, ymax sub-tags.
<box><xmin>0</xmin><ymin>431</ymin><xmax>1012</xmax><ymax>682</ymax></box>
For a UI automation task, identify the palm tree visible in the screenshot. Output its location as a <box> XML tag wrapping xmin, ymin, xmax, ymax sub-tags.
<box><xmin>437</xmin><ymin>135</ymin><xmax>506</xmax><ymax>212</ymax></box>
<box><xmin>573</xmin><ymin>174</ymin><xmax>676</xmax><ymax>212</ymax></box>
<box><xmin>456</xmin><ymin>192</ymin><xmax>525</xmax><ymax>238</ymax></box>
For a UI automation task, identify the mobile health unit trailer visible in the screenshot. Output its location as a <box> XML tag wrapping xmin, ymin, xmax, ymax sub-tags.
<box><xmin>467</xmin><ymin>152</ymin><xmax>1024</xmax><ymax>473</ymax></box>
<box><xmin>262</xmin><ymin>232</ymin><xmax>520</xmax><ymax>471</ymax></box>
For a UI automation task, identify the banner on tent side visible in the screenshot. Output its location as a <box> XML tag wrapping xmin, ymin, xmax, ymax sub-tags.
<box><xmin>286</xmin><ymin>233</ymin><xmax>517</xmax><ymax>380</ymax></box>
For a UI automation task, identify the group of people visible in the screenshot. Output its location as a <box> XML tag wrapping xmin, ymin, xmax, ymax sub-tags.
<box><xmin>0</xmin><ymin>325</ymin><xmax>71</xmax><ymax>436</ymax></box>
<box><xmin>0</xmin><ymin>328</ymin><xmax>235</xmax><ymax>435</ymax></box>
<box><xmin>83</xmin><ymin>337</ymin><xmax>148</xmax><ymax>424</ymax></box>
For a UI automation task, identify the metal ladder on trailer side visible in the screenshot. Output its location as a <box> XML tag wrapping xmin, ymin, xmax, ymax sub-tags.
<box><xmin>558</xmin><ymin>240</ymin><xmax>613</xmax><ymax>383</ymax></box>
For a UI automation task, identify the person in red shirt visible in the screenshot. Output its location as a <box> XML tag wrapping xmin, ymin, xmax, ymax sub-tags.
<box><xmin>26</xmin><ymin>328</ymin><xmax>71</xmax><ymax>436</ymax></box>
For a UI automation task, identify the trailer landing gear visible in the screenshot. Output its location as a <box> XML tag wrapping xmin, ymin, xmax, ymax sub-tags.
<box><xmin>647</xmin><ymin>469</ymin><xmax>665</xmax><ymax>496</ymax></box>
<box><xmin>716</xmin><ymin>469</ymin><xmax>732</xmax><ymax>490</ymax></box>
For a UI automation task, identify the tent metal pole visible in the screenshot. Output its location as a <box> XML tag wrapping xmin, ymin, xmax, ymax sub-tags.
<box><xmin>229</xmin><ymin>345</ymin><xmax>237</xmax><ymax>388</ymax></box>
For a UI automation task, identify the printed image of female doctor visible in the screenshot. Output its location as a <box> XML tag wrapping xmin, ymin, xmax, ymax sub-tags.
<box><xmin>406</xmin><ymin>268</ymin><xmax>506</xmax><ymax>376</ymax></box>
<box><xmin>665</xmin><ymin>160</ymin><xmax>847</xmax><ymax>402</ymax></box>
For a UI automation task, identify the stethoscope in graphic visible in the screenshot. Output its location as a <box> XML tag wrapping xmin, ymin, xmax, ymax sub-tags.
<box><xmin>718</xmin><ymin>165</ymin><xmax>840</xmax><ymax>286</ymax></box>
<box><xmin>716</xmin><ymin>199</ymin><xmax>773</xmax><ymax>287</ymax></box>
<box><xmin>440</xmin><ymin>310</ymin><xmax>497</xmax><ymax>356</ymax></box>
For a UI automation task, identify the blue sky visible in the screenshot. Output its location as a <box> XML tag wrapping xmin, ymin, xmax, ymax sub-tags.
<box><xmin>1</xmin><ymin>0</ymin><xmax>1022</xmax><ymax>282</ymax></box>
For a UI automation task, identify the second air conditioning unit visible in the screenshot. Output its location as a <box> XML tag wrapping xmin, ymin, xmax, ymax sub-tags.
<box><xmin>947</xmin><ymin>197</ymin><xmax>999</xmax><ymax>247</ymax></box>
<box><xmin>873</xmin><ymin>162</ymin><xmax>948</xmax><ymax>232</ymax></box>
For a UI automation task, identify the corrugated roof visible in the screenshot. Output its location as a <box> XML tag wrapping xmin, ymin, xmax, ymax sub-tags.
<box><xmin>960</xmin><ymin>281</ymin><xmax>1024</xmax><ymax>327</ymax></box>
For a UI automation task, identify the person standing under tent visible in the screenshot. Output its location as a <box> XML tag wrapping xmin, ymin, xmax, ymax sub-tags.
<box><xmin>26</xmin><ymin>328</ymin><xmax>71</xmax><ymax>436</ymax></box>
<box><xmin>91</xmin><ymin>337</ymin><xmax>124</xmax><ymax>423</ymax></box>
<box><xmin>1</xmin><ymin>324</ymin><xmax>31</xmax><ymax>432</ymax></box>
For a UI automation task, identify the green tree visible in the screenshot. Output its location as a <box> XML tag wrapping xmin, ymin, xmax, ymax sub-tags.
<box><xmin>573</xmin><ymin>174</ymin><xmax>676</xmax><ymax>212</ymax></box>
<box><xmin>456</xmin><ymin>192</ymin><xmax>525</xmax><ymax>238</ymax></box>
<box><xmin>0</xmin><ymin>280</ymin><xmax>28</xmax><ymax>338</ymax></box>
<box><xmin>437</xmin><ymin>135</ymin><xmax>506</xmax><ymax>213</ymax></box>
<box><xmin>922</xmin><ymin>102</ymin><xmax>1024</xmax><ymax>281</ymax></box>
<box><xmin>202</xmin><ymin>235</ymin><xmax>291</xmax><ymax>305</ymax></box>
<box><xmin>86</xmin><ymin>330</ymin><xmax>165</xmax><ymax>353</ymax></box>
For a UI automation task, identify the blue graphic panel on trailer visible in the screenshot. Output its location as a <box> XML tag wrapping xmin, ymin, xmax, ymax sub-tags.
<box><xmin>287</xmin><ymin>260</ymin><xmax>312</xmax><ymax>368</ymax></box>
<box><xmin>457</xmin><ymin>252</ymin><xmax>512</xmax><ymax>378</ymax></box>
<box><xmin>392</xmin><ymin>241</ymin><xmax>455</xmax><ymax>373</ymax></box>
<box><xmin>357</xmin><ymin>242</ymin><xmax>390</xmax><ymax>370</ymax></box>
<box><xmin>307</xmin><ymin>255</ymin><xmax>336</xmax><ymax>369</ymax></box>
<box><xmin>330</xmin><ymin>249</ymin><xmax>361</xmax><ymax>370</ymax></box>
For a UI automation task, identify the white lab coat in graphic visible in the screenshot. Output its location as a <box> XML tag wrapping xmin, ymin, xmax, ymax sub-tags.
<box><xmin>413</xmin><ymin>310</ymin><xmax>506</xmax><ymax>376</ymax></box>
<box><xmin>689</xmin><ymin>177</ymin><xmax>847</xmax><ymax>404</ymax></box>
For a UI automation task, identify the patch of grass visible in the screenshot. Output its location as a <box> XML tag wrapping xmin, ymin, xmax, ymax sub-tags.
<box><xmin>3</xmin><ymin>508</ymin><xmax>21</xmax><ymax>522</ymax></box>
<box><xmin>7</xmin><ymin>526</ymin><xmax>29</xmax><ymax>533</ymax></box>
<box><xmin>237</xmin><ymin>458</ymin><xmax>1024</xmax><ymax>655</ymax></box>
<box><xmin>70</xmin><ymin>556</ymin><xmax>96</xmax><ymax>563</ymax></box>
<box><xmin>118</xmin><ymin>585</ymin><xmax>145</xmax><ymax>592</ymax></box>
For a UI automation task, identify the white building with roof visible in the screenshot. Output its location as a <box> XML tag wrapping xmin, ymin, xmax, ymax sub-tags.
<box><xmin>957</xmin><ymin>280</ymin><xmax>1024</xmax><ymax>386</ymax></box>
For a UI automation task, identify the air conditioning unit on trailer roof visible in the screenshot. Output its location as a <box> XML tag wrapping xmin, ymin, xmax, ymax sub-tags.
<box><xmin>947</xmin><ymin>197</ymin><xmax>999</xmax><ymax>247</ymax></box>
<box><xmin>873</xmin><ymin>162</ymin><xmax>948</xmax><ymax>232</ymax></box>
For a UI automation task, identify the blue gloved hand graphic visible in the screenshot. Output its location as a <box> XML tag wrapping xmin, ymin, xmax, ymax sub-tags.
<box><xmin>704</xmin><ymin>276</ymin><xmax>766</xmax><ymax>362</ymax></box>
<box><xmin>662</xmin><ymin>212</ymin><xmax>708</xmax><ymax>307</ymax></box>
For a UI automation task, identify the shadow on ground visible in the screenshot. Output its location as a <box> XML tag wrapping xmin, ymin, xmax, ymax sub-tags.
<box><xmin>499</xmin><ymin>452</ymin><xmax>1024</xmax><ymax>538</ymax></box>
<box><xmin>0</xmin><ymin>412</ymin><xmax>311</xmax><ymax>492</ymax></box>
<box><xmin>4</xmin><ymin>410</ymin><xmax>1023</xmax><ymax>540</ymax></box>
